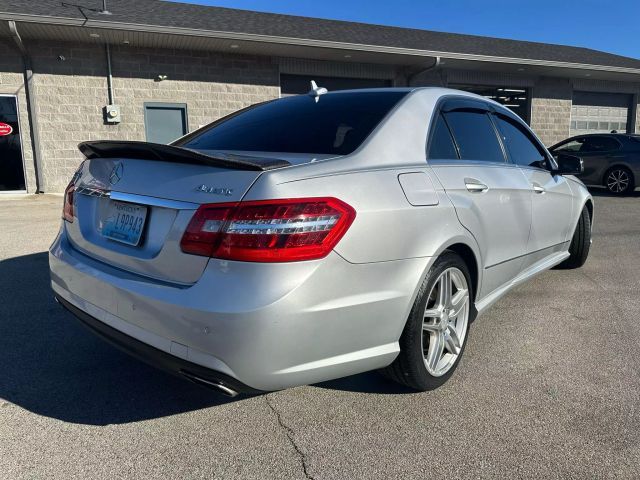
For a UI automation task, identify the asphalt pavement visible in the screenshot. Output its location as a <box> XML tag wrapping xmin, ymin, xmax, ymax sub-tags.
<box><xmin>1</xmin><ymin>191</ymin><xmax>639</xmax><ymax>479</ymax></box>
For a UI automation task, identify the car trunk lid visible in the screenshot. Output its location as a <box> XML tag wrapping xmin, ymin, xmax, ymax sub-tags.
<box><xmin>66</xmin><ymin>142</ymin><xmax>276</xmax><ymax>284</ymax></box>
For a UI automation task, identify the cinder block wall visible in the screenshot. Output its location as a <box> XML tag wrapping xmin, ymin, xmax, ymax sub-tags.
<box><xmin>0</xmin><ymin>39</ymin><xmax>36</xmax><ymax>192</ymax></box>
<box><xmin>28</xmin><ymin>40</ymin><xmax>280</xmax><ymax>193</ymax></box>
<box><xmin>530</xmin><ymin>77</ymin><xmax>573</xmax><ymax>146</ymax></box>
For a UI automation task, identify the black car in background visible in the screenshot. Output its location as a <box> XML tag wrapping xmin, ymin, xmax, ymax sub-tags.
<box><xmin>549</xmin><ymin>133</ymin><xmax>640</xmax><ymax>195</ymax></box>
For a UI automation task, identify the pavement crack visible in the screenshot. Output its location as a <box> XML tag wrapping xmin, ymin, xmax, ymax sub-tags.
<box><xmin>264</xmin><ymin>394</ymin><xmax>315</xmax><ymax>480</ymax></box>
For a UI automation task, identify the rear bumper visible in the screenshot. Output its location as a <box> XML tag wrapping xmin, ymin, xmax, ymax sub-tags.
<box><xmin>50</xmin><ymin>228</ymin><xmax>430</xmax><ymax>391</ymax></box>
<box><xmin>56</xmin><ymin>295</ymin><xmax>261</xmax><ymax>395</ymax></box>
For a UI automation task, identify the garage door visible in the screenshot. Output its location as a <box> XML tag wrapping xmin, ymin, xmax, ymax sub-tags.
<box><xmin>280</xmin><ymin>74</ymin><xmax>392</xmax><ymax>96</ymax></box>
<box><xmin>570</xmin><ymin>92</ymin><xmax>632</xmax><ymax>136</ymax></box>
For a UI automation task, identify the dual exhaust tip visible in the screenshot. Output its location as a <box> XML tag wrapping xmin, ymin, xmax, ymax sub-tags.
<box><xmin>181</xmin><ymin>371</ymin><xmax>239</xmax><ymax>398</ymax></box>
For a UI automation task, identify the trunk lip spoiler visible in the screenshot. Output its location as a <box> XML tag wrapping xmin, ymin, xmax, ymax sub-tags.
<box><xmin>78</xmin><ymin>140</ymin><xmax>290</xmax><ymax>171</ymax></box>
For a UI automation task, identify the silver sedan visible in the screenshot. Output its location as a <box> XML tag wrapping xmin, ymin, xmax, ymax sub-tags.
<box><xmin>50</xmin><ymin>86</ymin><xmax>593</xmax><ymax>395</ymax></box>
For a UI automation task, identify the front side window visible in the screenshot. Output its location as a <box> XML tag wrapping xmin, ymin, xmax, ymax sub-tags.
<box><xmin>176</xmin><ymin>91</ymin><xmax>408</xmax><ymax>155</ymax></box>
<box><xmin>427</xmin><ymin>113</ymin><xmax>458</xmax><ymax>160</ymax></box>
<box><xmin>493</xmin><ymin>114</ymin><xmax>548</xmax><ymax>169</ymax></box>
<box><xmin>442</xmin><ymin>110</ymin><xmax>505</xmax><ymax>163</ymax></box>
<box><xmin>554</xmin><ymin>138</ymin><xmax>584</xmax><ymax>153</ymax></box>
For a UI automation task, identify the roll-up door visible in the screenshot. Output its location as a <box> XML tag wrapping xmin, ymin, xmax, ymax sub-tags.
<box><xmin>570</xmin><ymin>92</ymin><xmax>632</xmax><ymax>136</ymax></box>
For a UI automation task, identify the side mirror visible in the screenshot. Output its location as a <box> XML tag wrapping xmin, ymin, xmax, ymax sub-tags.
<box><xmin>552</xmin><ymin>153</ymin><xmax>584</xmax><ymax>176</ymax></box>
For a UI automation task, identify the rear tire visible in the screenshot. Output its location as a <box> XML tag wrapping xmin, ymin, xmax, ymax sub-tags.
<box><xmin>381</xmin><ymin>251</ymin><xmax>475</xmax><ymax>391</ymax></box>
<box><xmin>604</xmin><ymin>166</ymin><xmax>634</xmax><ymax>195</ymax></box>
<box><xmin>557</xmin><ymin>206</ymin><xmax>591</xmax><ymax>269</ymax></box>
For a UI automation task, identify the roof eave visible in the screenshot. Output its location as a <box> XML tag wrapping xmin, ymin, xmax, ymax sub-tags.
<box><xmin>2</xmin><ymin>12</ymin><xmax>640</xmax><ymax>76</ymax></box>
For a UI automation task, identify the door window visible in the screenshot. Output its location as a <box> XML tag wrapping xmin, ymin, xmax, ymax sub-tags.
<box><xmin>427</xmin><ymin>113</ymin><xmax>458</xmax><ymax>160</ymax></box>
<box><xmin>554</xmin><ymin>138</ymin><xmax>585</xmax><ymax>153</ymax></box>
<box><xmin>144</xmin><ymin>103</ymin><xmax>188</xmax><ymax>144</ymax></box>
<box><xmin>442</xmin><ymin>110</ymin><xmax>505</xmax><ymax>163</ymax></box>
<box><xmin>556</xmin><ymin>136</ymin><xmax>622</xmax><ymax>153</ymax></box>
<box><xmin>0</xmin><ymin>95</ymin><xmax>26</xmax><ymax>191</ymax></box>
<box><xmin>493</xmin><ymin>113</ymin><xmax>548</xmax><ymax>169</ymax></box>
<box><xmin>579</xmin><ymin>136</ymin><xmax>621</xmax><ymax>152</ymax></box>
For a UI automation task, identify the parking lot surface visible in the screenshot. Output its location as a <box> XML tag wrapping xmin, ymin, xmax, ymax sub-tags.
<box><xmin>1</xmin><ymin>191</ymin><xmax>639</xmax><ymax>479</ymax></box>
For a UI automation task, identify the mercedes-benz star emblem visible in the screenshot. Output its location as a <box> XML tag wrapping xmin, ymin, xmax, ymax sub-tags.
<box><xmin>109</xmin><ymin>162</ymin><xmax>124</xmax><ymax>185</ymax></box>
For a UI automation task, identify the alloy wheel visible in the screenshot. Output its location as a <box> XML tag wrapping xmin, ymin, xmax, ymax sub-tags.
<box><xmin>606</xmin><ymin>169</ymin><xmax>630</xmax><ymax>194</ymax></box>
<box><xmin>421</xmin><ymin>267</ymin><xmax>470</xmax><ymax>377</ymax></box>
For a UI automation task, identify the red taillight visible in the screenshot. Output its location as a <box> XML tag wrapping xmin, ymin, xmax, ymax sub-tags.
<box><xmin>180</xmin><ymin>197</ymin><xmax>356</xmax><ymax>262</ymax></box>
<box><xmin>62</xmin><ymin>180</ymin><xmax>75</xmax><ymax>222</ymax></box>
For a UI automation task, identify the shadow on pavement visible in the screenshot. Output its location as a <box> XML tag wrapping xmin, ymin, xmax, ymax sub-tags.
<box><xmin>0</xmin><ymin>252</ymin><xmax>239</xmax><ymax>426</ymax></box>
<box><xmin>587</xmin><ymin>186</ymin><xmax>640</xmax><ymax>198</ymax></box>
<box><xmin>0</xmin><ymin>252</ymin><xmax>413</xmax><ymax>424</ymax></box>
<box><xmin>315</xmin><ymin>371</ymin><xmax>415</xmax><ymax>395</ymax></box>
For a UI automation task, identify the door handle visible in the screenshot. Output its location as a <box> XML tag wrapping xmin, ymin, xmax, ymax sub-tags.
<box><xmin>464</xmin><ymin>178</ymin><xmax>489</xmax><ymax>193</ymax></box>
<box><xmin>532</xmin><ymin>183</ymin><xmax>546</xmax><ymax>194</ymax></box>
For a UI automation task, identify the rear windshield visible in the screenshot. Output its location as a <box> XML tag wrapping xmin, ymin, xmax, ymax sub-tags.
<box><xmin>176</xmin><ymin>91</ymin><xmax>408</xmax><ymax>155</ymax></box>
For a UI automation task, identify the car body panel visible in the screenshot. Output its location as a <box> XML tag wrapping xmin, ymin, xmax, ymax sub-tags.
<box><xmin>517</xmin><ymin>165</ymin><xmax>575</xmax><ymax>270</ymax></box>
<box><xmin>430</xmin><ymin>161</ymin><xmax>532</xmax><ymax>298</ymax></box>
<box><xmin>51</xmin><ymin>231</ymin><xmax>430</xmax><ymax>390</ymax></box>
<box><xmin>50</xmin><ymin>87</ymin><xmax>593</xmax><ymax>391</ymax></box>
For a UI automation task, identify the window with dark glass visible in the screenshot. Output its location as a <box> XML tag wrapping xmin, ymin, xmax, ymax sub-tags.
<box><xmin>493</xmin><ymin>114</ymin><xmax>548</xmax><ymax>168</ymax></box>
<box><xmin>580</xmin><ymin>136</ymin><xmax>621</xmax><ymax>152</ymax></box>
<box><xmin>427</xmin><ymin>113</ymin><xmax>458</xmax><ymax>160</ymax></box>
<box><xmin>554</xmin><ymin>138</ymin><xmax>585</xmax><ymax>153</ymax></box>
<box><xmin>442</xmin><ymin>110</ymin><xmax>505</xmax><ymax>163</ymax></box>
<box><xmin>176</xmin><ymin>91</ymin><xmax>408</xmax><ymax>155</ymax></box>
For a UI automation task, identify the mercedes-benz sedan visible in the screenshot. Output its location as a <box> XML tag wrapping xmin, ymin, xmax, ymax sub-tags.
<box><xmin>50</xmin><ymin>87</ymin><xmax>593</xmax><ymax>395</ymax></box>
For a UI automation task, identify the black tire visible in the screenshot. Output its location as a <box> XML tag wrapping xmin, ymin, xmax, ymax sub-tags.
<box><xmin>557</xmin><ymin>206</ymin><xmax>591</xmax><ymax>269</ymax></box>
<box><xmin>380</xmin><ymin>251</ymin><xmax>475</xmax><ymax>391</ymax></box>
<box><xmin>604</xmin><ymin>166</ymin><xmax>634</xmax><ymax>195</ymax></box>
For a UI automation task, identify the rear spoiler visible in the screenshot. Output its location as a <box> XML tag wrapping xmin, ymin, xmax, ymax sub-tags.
<box><xmin>78</xmin><ymin>141</ymin><xmax>290</xmax><ymax>171</ymax></box>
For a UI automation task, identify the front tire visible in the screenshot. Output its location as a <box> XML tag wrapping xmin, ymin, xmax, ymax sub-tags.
<box><xmin>605</xmin><ymin>166</ymin><xmax>634</xmax><ymax>195</ymax></box>
<box><xmin>557</xmin><ymin>205</ymin><xmax>591</xmax><ymax>269</ymax></box>
<box><xmin>381</xmin><ymin>251</ymin><xmax>474</xmax><ymax>391</ymax></box>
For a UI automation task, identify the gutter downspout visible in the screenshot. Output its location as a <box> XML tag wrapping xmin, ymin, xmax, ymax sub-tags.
<box><xmin>406</xmin><ymin>56</ymin><xmax>442</xmax><ymax>86</ymax></box>
<box><xmin>105</xmin><ymin>42</ymin><xmax>115</xmax><ymax>105</ymax></box>
<box><xmin>8</xmin><ymin>20</ymin><xmax>44</xmax><ymax>193</ymax></box>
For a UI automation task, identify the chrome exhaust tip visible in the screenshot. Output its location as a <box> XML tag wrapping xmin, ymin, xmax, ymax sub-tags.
<box><xmin>181</xmin><ymin>371</ymin><xmax>239</xmax><ymax>397</ymax></box>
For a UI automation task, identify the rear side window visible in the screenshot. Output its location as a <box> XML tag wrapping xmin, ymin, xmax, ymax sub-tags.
<box><xmin>580</xmin><ymin>136</ymin><xmax>621</xmax><ymax>152</ymax></box>
<box><xmin>493</xmin><ymin>114</ymin><xmax>548</xmax><ymax>168</ymax></box>
<box><xmin>177</xmin><ymin>92</ymin><xmax>408</xmax><ymax>155</ymax></box>
<box><xmin>443</xmin><ymin>110</ymin><xmax>505</xmax><ymax>163</ymax></box>
<box><xmin>427</xmin><ymin>113</ymin><xmax>458</xmax><ymax>160</ymax></box>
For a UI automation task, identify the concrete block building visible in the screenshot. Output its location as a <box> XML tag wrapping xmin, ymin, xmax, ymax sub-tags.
<box><xmin>1</xmin><ymin>0</ymin><xmax>639</xmax><ymax>193</ymax></box>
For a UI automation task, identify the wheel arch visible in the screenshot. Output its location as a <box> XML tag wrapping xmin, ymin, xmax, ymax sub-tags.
<box><xmin>584</xmin><ymin>198</ymin><xmax>594</xmax><ymax>224</ymax></box>
<box><xmin>444</xmin><ymin>243</ymin><xmax>480</xmax><ymax>302</ymax></box>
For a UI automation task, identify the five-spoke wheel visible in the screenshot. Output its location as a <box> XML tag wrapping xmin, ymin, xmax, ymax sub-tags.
<box><xmin>381</xmin><ymin>251</ymin><xmax>474</xmax><ymax>391</ymax></box>
<box><xmin>422</xmin><ymin>268</ymin><xmax>469</xmax><ymax>377</ymax></box>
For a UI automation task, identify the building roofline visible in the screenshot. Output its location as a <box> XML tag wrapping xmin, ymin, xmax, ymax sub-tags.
<box><xmin>2</xmin><ymin>10</ymin><xmax>640</xmax><ymax>77</ymax></box>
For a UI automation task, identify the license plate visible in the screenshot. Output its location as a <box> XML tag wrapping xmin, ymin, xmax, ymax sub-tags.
<box><xmin>101</xmin><ymin>201</ymin><xmax>148</xmax><ymax>246</ymax></box>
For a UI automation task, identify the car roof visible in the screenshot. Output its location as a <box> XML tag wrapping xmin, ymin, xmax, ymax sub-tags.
<box><xmin>311</xmin><ymin>86</ymin><xmax>508</xmax><ymax>111</ymax></box>
<box><xmin>566</xmin><ymin>133</ymin><xmax>638</xmax><ymax>138</ymax></box>
<box><xmin>550</xmin><ymin>132</ymin><xmax>640</xmax><ymax>150</ymax></box>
